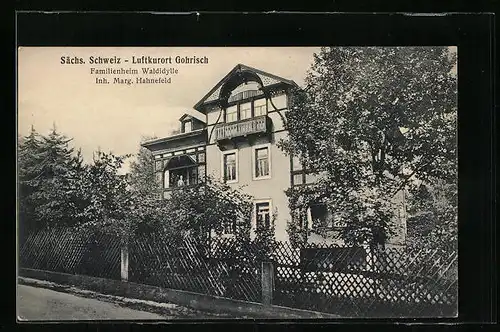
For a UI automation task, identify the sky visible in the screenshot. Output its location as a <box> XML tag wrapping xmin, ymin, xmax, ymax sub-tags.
<box><xmin>18</xmin><ymin>47</ymin><xmax>320</xmax><ymax>172</ymax></box>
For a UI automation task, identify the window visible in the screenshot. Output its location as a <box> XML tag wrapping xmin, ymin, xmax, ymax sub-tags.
<box><xmin>226</xmin><ymin>105</ymin><xmax>238</xmax><ymax>123</ymax></box>
<box><xmin>310</xmin><ymin>204</ymin><xmax>329</xmax><ymax>229</ymax></box>
<box><xmin>222</xmin><ymin>150</ymin><xmax>238</xmax><ymax>183</ymax></box>
<box><xmin>239</xmin><ymin>102</ymin><xmax>252</xmax><ymax>120</ymax></box>
<box><xmin>292</xmin><ymin>156</ymin><xmax>303</xmax><ymax>171</ymax></box>
<box><xmin>306</xmin><ymin>203</ymin><xmax>343</xmax><ymax>230</ymax></box>
<box><xmin>224</xmin><ymin>153</ymin><xmax>237</xmax><ymax>181</ymax></box>
<box><xmin>183</xmin><ymin>120</ymin><xmax>192</xmax><ymax>133</ymax></box>
<box><xmin>255</xmin><ymin>148</ymin><xmax>269</xmax><ymax>177</ymax></box>
<box><xmin>293</xmin><ymin>173</ymin><xmax>303</xmax><ymax>186</ymax></box>
<box><xmin>255</xmin><ymin>202</ymin><xmax>271</xmax><ymax>230</ymax></box>
<box><xmin>225</xmin><ymin>98</ymin><xmax>267</xmax><ymax>123</ymax></box>
<box><xmin>253</xmin><ymin>144</ymin><xmax>271</xmax><ymax>180</ymax></box>
<box><xmin>254</xmin><ymin>98</ymin><xmax>267</xmax><ymax>116</ymax></box>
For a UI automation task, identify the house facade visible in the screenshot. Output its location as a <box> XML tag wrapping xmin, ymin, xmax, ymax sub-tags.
<box><xmin>142</xmin><ymin>64</ymin><xmax>407</xmax><ymax>245</ymax></box>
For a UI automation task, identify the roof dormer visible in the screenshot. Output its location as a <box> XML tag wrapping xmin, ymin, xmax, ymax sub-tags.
<box><xmin>179</xmin><ymin>113</ymin><xmax>206</xmax><ymax>133</ymax></box>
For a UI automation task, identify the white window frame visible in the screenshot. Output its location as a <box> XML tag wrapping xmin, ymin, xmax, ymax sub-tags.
<box><xmin>252</xmin><ymin>199</ymin><xmax>273</xmax><ymax>231</ymax></box>
<box><xmin>221</xmin><ymin>149</ymin><xmax>239</xmax><ymax>184</ymax></box>
<box><xmin>252</xmin><ymin>143</ymin><xmax>272</xmax><ymax>180</ymax></box>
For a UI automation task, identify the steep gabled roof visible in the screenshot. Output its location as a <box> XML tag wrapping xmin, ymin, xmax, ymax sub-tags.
<box><xmin>194</xmin><ymin>64</ymin><xmax>298</xmax><ymax>112</ymax></box>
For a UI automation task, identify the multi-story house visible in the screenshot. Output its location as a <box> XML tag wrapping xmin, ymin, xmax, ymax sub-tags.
<box><xmin>142</xmin><ymin>64</ymin><xmax>407</xmax><ymax>246</ymax></box>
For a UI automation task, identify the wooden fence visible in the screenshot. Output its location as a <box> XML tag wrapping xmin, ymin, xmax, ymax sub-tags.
<box><xmin>18</xmin><ymin>226</ymin><xmax>458</xmax><ymax>317</ymax></box>
<box><xmin>271</xmin><ymin>241</ymin><xmax>458</xmax><ymax>317</ymax></box>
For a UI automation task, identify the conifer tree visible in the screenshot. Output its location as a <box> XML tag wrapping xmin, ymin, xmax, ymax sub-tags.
<box><xmin>32</xmin><ymin>124</ymin><xmax>80</xmax><ymax>227</ymax></box>
<box><xmin>18</xmin><ymin>126</ymin><xmax>44</xmax><ymax>239</ymax></box>
<box><xmin>18</xmin><ymin>124</ymin><xmax>86</xmax><ymax>238</ymax></box>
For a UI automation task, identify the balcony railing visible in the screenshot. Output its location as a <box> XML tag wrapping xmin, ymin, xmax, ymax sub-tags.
<box><xmin>215</xmin><ymin>115</ymin><xmax>269</xmax><ymax>141</ymax></box>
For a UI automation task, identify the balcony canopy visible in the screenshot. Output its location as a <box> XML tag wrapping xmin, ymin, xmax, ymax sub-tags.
<box><xmin>218</xmin><ymin>70</ymin><xmax>264</xmax><ymax>104</ymax></box>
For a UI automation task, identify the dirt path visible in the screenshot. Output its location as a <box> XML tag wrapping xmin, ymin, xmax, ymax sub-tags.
<box><xmin>17</xmin><ymin>284</ymin><xmax>169</xmax><ymax>321</ymax></box>
<box><xmin>17</xmin><ymin>279</ymin><xmax>243</xmax><ymax>321</ymax></box>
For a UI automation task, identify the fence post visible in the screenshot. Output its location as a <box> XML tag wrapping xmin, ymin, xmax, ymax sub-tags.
<box><xmin>261</xmin><ymin>261</ymin><xmax>274</xmax><ymax>305</ymax></box>
<box><xmin>121</xmin><ymin>243</ymin><xmax>129</xmax><ymax>282</ymax></box>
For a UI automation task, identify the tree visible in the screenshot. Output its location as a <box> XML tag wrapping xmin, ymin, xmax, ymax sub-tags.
<box><xmin>280</xmin><ymin>47</ymin><xmax>457</xmax><ymax>246</ymax></box>
<box><xmin>128</xmin><ymin>136</ymin><xmax>158</xmax><ymax>197</ymax></box>
<box><xmin>18</xmin><ymin>126</ymin><xmax>45</xmax><ymax>239</ymax></box>
<box><xmin>166</xmin><ymin>175</ymin><xmax>253</xmax><ymax>248</ymax></box>
<box><xmin>406</xmin><ymin>178</ymin><xmax>457</xmax><ymax>255</ymax></box>
<box><xmin>76</xmin><ymin>150</ymin><xmax>133</xmax><ymax>240</ymax></box>
<box><xmin>126</xmin><ymin>136</ymin><xmax>179</xmax><ymax>235</ymax></box>
<box><xmin>18</xmin><ymin>125</ymin><xmax>84</xmax><ymax>232</ymax></box>
<box><xmin>36</xmin><ymin>125</ymin><xmax>83</xmax><ymax>226</ymax></box>
<box><xmin>63</xmin><ymin>147</ymin><xmax>89</xmax><ymax>226</ymax></box>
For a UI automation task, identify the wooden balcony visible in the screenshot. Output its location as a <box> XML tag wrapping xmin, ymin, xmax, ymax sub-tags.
<box><xmin>215</xmin><ymin>115</ymin><xmax>270</xmax><ymax>142</ymax></box>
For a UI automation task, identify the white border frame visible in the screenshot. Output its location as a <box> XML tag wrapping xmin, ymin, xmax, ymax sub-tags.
<box><xmin>252</xmin><ymin>143</ymin><xmax>272</xmax><ymax>181</ymax></box>
<box><xmin>221</xmin><ymin>148</ymin><xmax>239</xmax><ymax>184</ymax></box>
